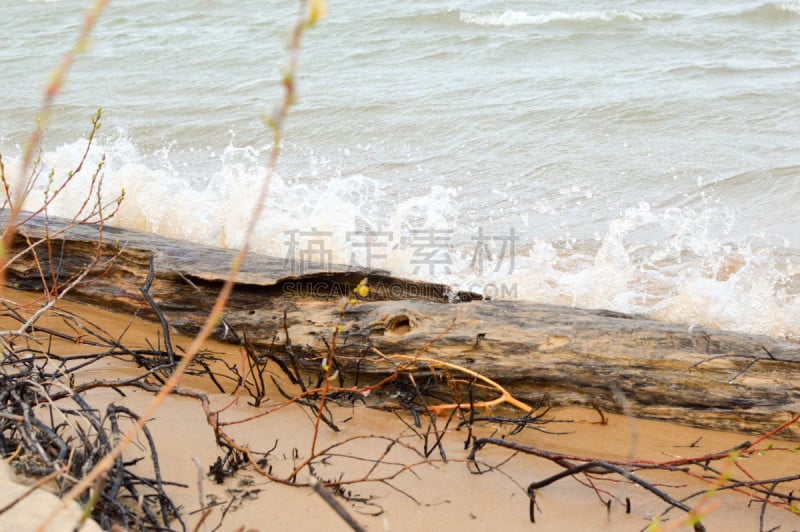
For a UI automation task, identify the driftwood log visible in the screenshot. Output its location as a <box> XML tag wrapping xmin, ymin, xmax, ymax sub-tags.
<box><xmin>4</xmin><ymin>214</ymin><xmax>800</xmax><ymax>438</ymax></box>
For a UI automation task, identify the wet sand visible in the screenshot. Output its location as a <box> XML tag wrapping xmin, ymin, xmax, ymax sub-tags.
<box><xmin>2</xmin><ymin>289</ymin><xmax>799</xmax><ymax>531</ymax></box>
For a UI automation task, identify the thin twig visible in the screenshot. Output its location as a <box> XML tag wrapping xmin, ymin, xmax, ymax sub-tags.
<box><xmin>309</xmin><ymin>476</ymin><xmax>366</xmax><ymax>532</ymax></box>
<box><xmin>140</xmin><ymin>255</ymin><xmax>174</xmax><ymax>365</ymax></box>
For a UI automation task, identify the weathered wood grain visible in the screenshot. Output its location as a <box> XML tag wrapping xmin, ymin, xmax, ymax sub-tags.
<box><xmin>5</xmin><ymin>214</ymin><xmax>799</xmax><ymax>438</ymax></box>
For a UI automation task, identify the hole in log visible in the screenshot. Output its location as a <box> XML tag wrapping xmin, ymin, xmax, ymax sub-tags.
<box><xmin>386</xmin><ymin>315</ymin><xmax>412</xmax><ymax>335</ymax></box>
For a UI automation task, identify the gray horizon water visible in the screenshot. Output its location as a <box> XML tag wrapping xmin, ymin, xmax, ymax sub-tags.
<box><xmin>1</xmin><ymin>0</ymin><xmax>799</xmax><ymax>338</ymax></box>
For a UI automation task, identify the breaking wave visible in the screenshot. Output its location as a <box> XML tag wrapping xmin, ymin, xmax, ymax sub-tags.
<box><xmin>458</xmin><ymin>9</ymin><xmax>674</xmax><ymax>27</ymax></box>
<box><xmin>3</xmin><ymin>135</ymin><xmax>798</xmax><ymax>341</ymax></box>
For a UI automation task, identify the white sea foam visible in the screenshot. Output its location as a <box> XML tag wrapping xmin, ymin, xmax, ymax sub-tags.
<box><xmin>458</xmin><ymin>10</ymin><xmax>657</xmax><ymax>27</ymax></box>
<box><xmin>774</xmin><ymin>1</ymin><xmax>800</xmax><ymax>15</ymax></box>
<box><xmin>7</xmin><ymin>137</ymin><xmax>797</xmax><ymax>340</ymax></box>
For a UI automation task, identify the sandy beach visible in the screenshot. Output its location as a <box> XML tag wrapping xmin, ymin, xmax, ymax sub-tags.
<box><xmin>1</xmin><ymin>288</ymin><xmax>798</xmax><ymax>531</ymax></box>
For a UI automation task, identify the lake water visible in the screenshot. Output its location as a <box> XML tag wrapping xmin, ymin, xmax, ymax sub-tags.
<box><xmin>1</xmin><ymin>0</ymin><xmax>799</xmax><ymax>339</ymax></box>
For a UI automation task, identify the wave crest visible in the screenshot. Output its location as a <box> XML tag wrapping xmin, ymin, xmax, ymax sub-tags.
<box><xmin>750</xmin><ymin>1</ymin><xmax>800</xmax><ymax>18</ymax></box>
<box><xmin>458</xmin><ymin>9</ymin><xmax>671</xmax><ymax>27</ymax></box>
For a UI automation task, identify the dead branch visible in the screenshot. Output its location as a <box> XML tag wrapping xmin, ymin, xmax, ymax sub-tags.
<box><xmin>309</xmin><ymin>475</ymin><xmax>367</xmax><ymax>532</ymax></box>
<box><xmin>140</xmin><ymin>255</ymin><xmax>175</xmax><ymax>366</ymax></box>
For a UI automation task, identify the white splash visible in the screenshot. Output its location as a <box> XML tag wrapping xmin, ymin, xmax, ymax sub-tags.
<box><xmin>5</xmin><ymin>136</ymin><xmax>799</xmax><ymax>340</ymax></box>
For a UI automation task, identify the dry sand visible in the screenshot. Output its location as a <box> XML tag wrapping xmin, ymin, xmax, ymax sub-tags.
<box><xmin>1</xmin><ymin>289</ymin><xmax>799</xmax><ymax>531</ymax></box>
